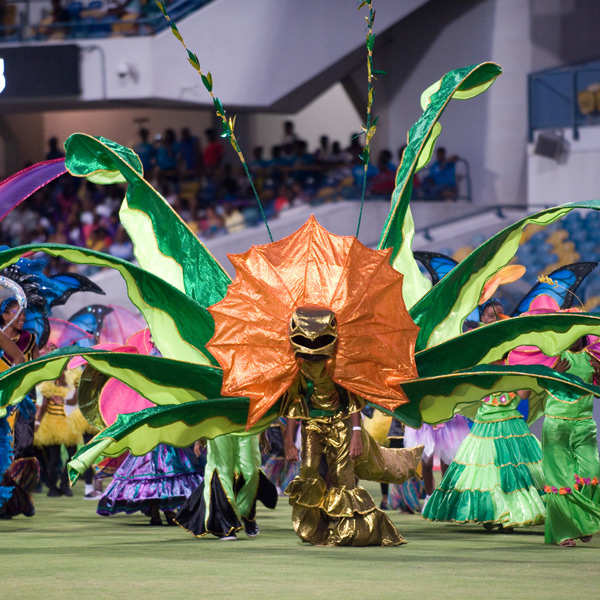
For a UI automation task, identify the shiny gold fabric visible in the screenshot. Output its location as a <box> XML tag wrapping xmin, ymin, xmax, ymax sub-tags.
<box><xmin>355</xmin><ymin>430</ymin><xmax>423</xmax><ymax>484</ymax></box>
<box><xmin>281</xmin><ymin>359</ymin><xmax>364</xmax><ymax>418</ymax></box>
<box><xmin>289</xmin><ymin>306</ymin><xmax>338</xmax><ymax>358</ymax></box>
<box><xmin>363</xmin><ymin>409</ymin><xmax>392</xmax><ymax>446</ymax></box>
<box><xmin>207</xmin><ymin>216</ymin><xmax>420</xmax><ymax>428</ymax></box>
<box><xmin>285</xmin><ymin>410</ymin><xmax>410</xmax><ymax>546</ymax></box>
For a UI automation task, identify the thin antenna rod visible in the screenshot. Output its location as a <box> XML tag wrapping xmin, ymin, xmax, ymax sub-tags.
<box><xmin>156</xmin><ymin>1</ymin><xmax>273</xmax><ymax>242</ymax></box>
<box><xmin>356</xmin><ymin>0</ymin><xmax>380</xmax><ymax>238</ymax></box>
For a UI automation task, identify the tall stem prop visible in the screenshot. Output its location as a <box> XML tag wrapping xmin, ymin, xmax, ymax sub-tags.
<box><xmin>356</xmin><ymin>0</ymin><xmax>382</xmax><ymax>237</ymax></box>
<box><xmin>156</xmin><ymin>1</ymin><xmax>273</xmax><ymax>242</ymax></box>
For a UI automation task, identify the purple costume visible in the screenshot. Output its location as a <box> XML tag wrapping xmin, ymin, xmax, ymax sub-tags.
<box><xmin>97</xmin><ymin>444</ymin><xmax>203</xmax><ymax>516</ymax></box>
<box><xmin>404</xmin><ymin>415</ymin><xmax>470</xmax><ymax>465</ymax></box>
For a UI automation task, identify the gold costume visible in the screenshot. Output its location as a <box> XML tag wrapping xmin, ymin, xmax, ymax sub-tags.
<box><xmin>206</xmin><ymin>221</ymin><xmax>424</xmax><ymax>547</ymax></box>
<box><xmin>282</xmin><ymin>359</ymin><xmax>422</xmax><ymax>546</ymax></box>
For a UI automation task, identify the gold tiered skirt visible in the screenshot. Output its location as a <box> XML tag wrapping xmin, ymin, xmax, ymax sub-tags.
<box><xmin>286</xmin><ymin>413</ymin><xmax>423</xmax><ymax>546</ymax></box>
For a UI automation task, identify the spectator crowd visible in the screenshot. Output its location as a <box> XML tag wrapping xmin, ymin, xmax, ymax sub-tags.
<box><xmin>0</xmin><ymin>122</ymin><xmax>463</xmax><ymax>275</ymax></box>
<box><xmin>0</xmin><ymin>0</ymin><xmax>208</xmax><ymax>42</ymax></box>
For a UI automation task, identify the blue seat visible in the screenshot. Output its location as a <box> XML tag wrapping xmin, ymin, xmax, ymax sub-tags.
<box><xmin>88</xmin><ymin>0</ymin><xmax>103</xmax><ymax>9</ymax></box>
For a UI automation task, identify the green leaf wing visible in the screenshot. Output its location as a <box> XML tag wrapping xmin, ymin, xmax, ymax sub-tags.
<box><xmin>0</xmin><ymin>348</ymin><xmax>224</xmax><ymax>414</ymax></box>
<box><xmin>411</xmin><ymin>200</ymin><xmax>600</xmax><ymax>349</ymax></box>
<box><xmin>402</xmin><ymin>363</ymin><xmax>600</xmax><ymax>427</ymax></box>
<box><xmin>67</xmin><ymin>398</ymin><xmax>277</xmax><ymax>483</ymax></box>
<box><xmin>0</xmin><ymin>244</ymin><xmax>216</xmax><ymax>365</ymax></box>
<box><xmin>416</xmin><ymin>313</ymin><xmax>600</xmax><ymax>376</ymax></box>
<box><xmin>65</xmin><ymin>133</ymin><xmax>231</xmax><ymax>305</ymax></box>
<box><xmin>378</xmin><ymin>62</ymin><xmax>502</xmax><ymax>309</ymax></box>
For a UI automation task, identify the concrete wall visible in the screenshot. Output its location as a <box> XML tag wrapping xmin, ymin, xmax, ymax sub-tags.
<box><xmin>528</xmin><ymin>127</ymin><xmax>600</xmax><ymax>206</ymax></box>
<box><xmin>337</xmin><ymin>0</ymin><xmax>600</xmax><ymax>206</ymax></box>
<box><xmin>2</xmin><ymin>107</ymin><xmax>212</xmax><ymax>166</ymax></box>
<box><xmin>245</xmin><ymin>83</ymin><xmax>362</xmax><ymax>156</ymax></box>
<box><xmin>346</xmin><ymin>0</ymin><xmax>530</xmax><ymax>206</ymax></box>
<box><xmin>3</xmin><ymin>0</ymin><xmax>425</xmax><ymax>109</ymax></box>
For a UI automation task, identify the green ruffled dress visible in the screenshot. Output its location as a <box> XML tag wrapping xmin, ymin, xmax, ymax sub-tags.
<box><xmin>423</xmin><ymin>392</ymin><xmax>545</xmax><ymax>526</ymax></box>
<box><xmin>542</xmin><ymin>350</ymin><xmax>600</xmax><ymax>545</ymax></box>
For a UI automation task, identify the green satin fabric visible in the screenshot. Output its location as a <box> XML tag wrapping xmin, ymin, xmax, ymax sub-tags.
<box><xmin>378</xmin><ymin>62</ymin><xmax>501</xmax><ymax>310</ymax></box>
<box><xmin>0</xmin><ymin>348</ymin><xmax>225</xmax><ymax>412</ymax></box>
<box><xmin>378</xmin><ymin>62</ymin><xmax>500</xmax><ymax>257</ymax></box>
<box><xmin>410</xmin><ymin>200</ymin><xmax>600</xmax><ymax>350</ymax></box>
<box><xmin>416</xmin><ymin>313</ymin><xmax>600</xmax><ymax>377</ymax></box>
<box><xmin>65</xmin><ymin>133</ymin><xmax>231</xmax><ymax>307</ymax></box>
<box><xmin>0</xmin><ymin>243</ymin><xmax>218</xmax><ymax>366</ymax></box>
<box><xmin>423</xmin><ymin>401</ymin><xmax>545</xmax><ymax>526</ymax></box>
<box><xmin>405</xmin><ymin>363</ymin><xmax>600</xmax><ymax>427</ymax></box>
<box><xmin>542</xmin><ymin>417</ymin><xmax>600</xmax><ymax>543</ymax></box>
<box><xmin>204</xmin><ymin>434</ymin><xmax>261</xmax><ymax>521</ymax></box>
<box><xmin>545</xmin><ymin>350</ymin><xmax>594</xmax><ymax>419</ymax></box>
<box><xmin>67</xmin><ymin>397</ymin><xmax>277</xmax><ymax>483</ymax></box>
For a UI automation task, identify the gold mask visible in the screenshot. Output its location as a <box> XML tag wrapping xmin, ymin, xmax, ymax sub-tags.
<box><xmin>289</xmin><ymin>305</ymin><xmax>337</xmax><ymax>359</ymax></box>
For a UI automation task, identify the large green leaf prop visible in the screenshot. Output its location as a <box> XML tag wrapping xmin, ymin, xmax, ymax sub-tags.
<box><xmin>67</xmin><ymin>398</ymin><xmax>277</xmax><ymax>483</ymax></box>
<box><xmin>416</xmin><ymin>313</ymin><xmax>600</xmax><ymax>377</ymax></box>
<box><xmin>65</xmin><ymin>133</ymin><xmax>231</xmax><ymax>305</ymax></box>
<box><xmin>65</xmin><ymin>361</ymin><xmax>600</xmax><ymax>482</ymax></box>
<box><xmin>411</xmin><ymin>200</ymin><xmax>600</xmax><ymax>350</ymax></box>
<box><xmin>0</xmin><ymin>348</ymin><xmax>225</xmax><ymax>415</ymax></box>
<box><xmin>378</xmin><ymin>62</ymin><xmax>502</xmax><ymax>309</ymax></box>
<box><xmin>0</xmin><ymin>245</ymin><xmax>216</xmax><ymax>365</ymax></box>
<box><xmin>401</xmin><ymin>363</ymin><xmax>600</xmax><ymax>427</ymax></box>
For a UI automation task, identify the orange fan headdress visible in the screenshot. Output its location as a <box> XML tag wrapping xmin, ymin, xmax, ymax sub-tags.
<box><xmin>207</xmin><ymin>216</ymin><xmax>420</xmax><ymax>428</ymax></box>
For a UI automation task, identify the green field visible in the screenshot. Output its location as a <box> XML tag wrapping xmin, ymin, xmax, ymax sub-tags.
<box><xmin>2</xmin><ymin>482</ymin><xmax>600</xmax><ymax>600</ymax></box>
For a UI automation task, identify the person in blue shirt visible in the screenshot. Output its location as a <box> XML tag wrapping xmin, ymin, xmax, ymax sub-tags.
<box><xmin>155</xmin><ymin>129</ymin><xmax>180</xmax><ymax>183</ymax></box>
<box><xmin>133</xmin><ymin>128</ymin><xmax>156</xmax><ymax>177</ymax></box>
<box><xmin>423</xmin><ymin>147</ymin><xmax>459</xmax><ymax>201</ymax></box>
<box><xmin>179</xmin><ymin>127</ymin><xmax>201</xmax><ymax>177</ymax></box>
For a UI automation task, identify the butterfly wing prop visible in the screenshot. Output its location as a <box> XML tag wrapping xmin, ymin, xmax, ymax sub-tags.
<box><xmin>512</xmin><ymin>262</ymin><xmax>597</xmax><ymax>316</ymax></box>
<box><xmin>413</xmin><ymin>251</ymin><xmax>457</xmax><ymax>286</ymax></box>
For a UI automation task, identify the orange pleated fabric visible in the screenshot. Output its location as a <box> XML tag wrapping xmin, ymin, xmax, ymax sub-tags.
<box><xmin>207</xmin><ymin>216</ymin><xmax>420</xmax><ymax>428</ymax></box>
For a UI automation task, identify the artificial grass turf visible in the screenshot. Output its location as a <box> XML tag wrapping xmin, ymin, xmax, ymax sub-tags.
<box><xmin>2</xmin><ymin>482</ymin><xmax>600</xmax><ymax>600</ymax></box>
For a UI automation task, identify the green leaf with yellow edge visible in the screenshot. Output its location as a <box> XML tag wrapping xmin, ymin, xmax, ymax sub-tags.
<box><xmin>155</xmin><ymin>0</ymin><xmax>167</xmax><ymax>16</ymax></box>
<box><xmin>411</xmin><ymin>200</ymin><xmax>600</xmax><ymax>349</ymax></box>
<box><xmin>187</xmin><ymin>50</ymin><xmax>200</xmax><ymax>71</ymax></box>
<box><xmin>170</xmin><ymin>23</ymin><xmax>183</xmax><ymax>43</ymax></box>
<box><xmin>401</xmin><ymin>363</ymin><xmax>600</xmax><ymax>427</ymax></box>
<box><xmin>65</xmin><ymin>133</ymin><xmax>231</xmax><ymax>313</ymax></box>
<box><xmin>201</xmin><ymin>73</ymin><xmax>212</xmax><ymax>91</ymax></box>
<box><xmin>67</xmin><ymin>398</ymin><xmax>278</xmax><ymax>483</ymax></box>
<box><xmin>378</xmin><ymin>62</ymin><xmax>502</xmax><ymax>311</ymax></box>
<box><xmin>0</xmin><ymin>348</ymin><xmax>225</xmax><ymax>415</ymax></box>
<box><xmin>0</xmin><ymin>243</ymin><xmax>217</xmax><ymax>366</ymax></box>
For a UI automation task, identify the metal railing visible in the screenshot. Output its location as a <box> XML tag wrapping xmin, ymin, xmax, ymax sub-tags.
<box><xmin>528</xmin><ymin>61</ymin><xmax>600</xmax><ymax>141</ymax></box>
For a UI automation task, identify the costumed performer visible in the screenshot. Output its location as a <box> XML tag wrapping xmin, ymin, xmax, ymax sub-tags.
<box><xmin>508</xmin><ymin>295</ymin><xmax>600</xmax><ymax>546</ymax></box>
<box><xmin>422</xmin><ymin>386</ymin><xmax>545</xmax><ymax>529</ymax></box>
<box><xmin>95</xmin><ymin>330</ymin><xmax>204</xmax><ymax>525</ymax></box>
<box><xmin>34</xmin><ymin>371</ymin><xmax>83</xmax><ymax>496</ymax></box>
<box><xmin>0</xmin><ymin>296</ymin><xmax>40</xmax><ymax>517</ymax></box>
<box><xmin>423</xmin><ymin>299</ymin><xmax>545</xmax><ymax>529</ymax></box>
<box><xmin>175</xmin><ymin>434</ymin><xmax>277</xmax><ymax>540</ymax></box>
<box><xmin>542</xmin><ymin>338</ymin><xmax>600</xmax><ymax>546</ymax></box>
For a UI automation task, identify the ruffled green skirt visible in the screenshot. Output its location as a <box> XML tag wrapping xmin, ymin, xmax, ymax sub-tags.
<box><xmin>423</xmin><ymin>415</ymin><xmax>545</xmax><ymax>526</ymax></box>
